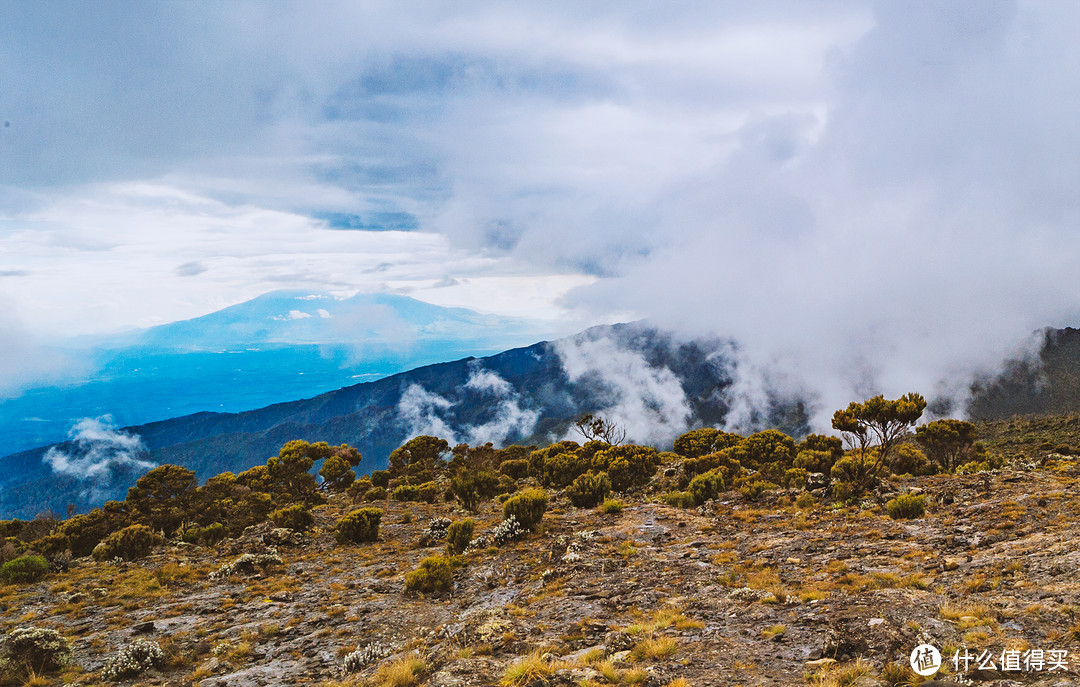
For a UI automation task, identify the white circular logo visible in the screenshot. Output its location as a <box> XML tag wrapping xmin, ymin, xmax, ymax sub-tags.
<box><xmin>910</xmin><ymin>644</ymin><xmax>942</xmax><ymax>676</ymax></box>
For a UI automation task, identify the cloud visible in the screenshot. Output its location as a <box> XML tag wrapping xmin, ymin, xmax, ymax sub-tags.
<box><xmin>395</xmin><ymin>365</ymin><xmax>539</xmax><ymax>446</ymax></box>
<box><xmin>42</xmin><ymin>416</ymin><xmax>154</xmax><ymax>501</ymax></box>
<box><xmin>4</xmin><ymin>1</ymin><xmax>1080</xmax><ymax>429</ymax></box>
<box><xmin>554</xmin><ymin>335</ymin><xmax>692</xmax><ymax>446</ymax></box>
<box><xmin>175</xmin><ymin>261</ymin><xmax>207</xmax><ymax>277</ymax></box>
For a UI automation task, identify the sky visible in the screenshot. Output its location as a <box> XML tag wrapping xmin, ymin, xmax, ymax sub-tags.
<box><xmin>3</xmin><ymin>0</ymin><xmax>1080</xmax><ymax>416</ymax></box>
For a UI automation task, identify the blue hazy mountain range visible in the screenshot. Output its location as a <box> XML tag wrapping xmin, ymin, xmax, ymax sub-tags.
<box><xmin>0</xmin><ymin>291</ymin><xmax>554</xmax><ymax>456</ymax></box>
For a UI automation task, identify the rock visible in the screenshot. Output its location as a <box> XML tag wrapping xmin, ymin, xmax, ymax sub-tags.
<box><xmin>867</xmin><ymin>618</ymin><xmax>884</xmax><ymax>627</ymax></box>
<box><xmin>610</xmin><ymin>650</ymin><xmax>632</xmax><ymax>664</ymax></box>
<box><xmin>805</xmin><ymin>658</ymin><xmax>836</xmax><ymax>669</ymax></box>
<box><xmin>806</xmin><ymin>473</ymin><xmax>829</xmax><ymax>491</ymax></box>
<box><xmin>943</xmin><ymin>558</ymin><xmax>962</xmax><ymax>571</ymax></box>
<box><xmin>132</xmin><ymin>620</ymin><xmax>156</xmax><ymax>634</ymax></box>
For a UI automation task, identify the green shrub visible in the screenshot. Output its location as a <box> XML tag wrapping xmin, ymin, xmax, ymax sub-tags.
<box><xmin>886</xmin><ymin>493</ymin><xmax>926</xmax><ymax>519</ymax></box>
<box><xmin>370</xmin><ymin>470</ymin><xmax>391</xmax><ymax>488</ymax></box>
<box><xmin>593</xmin><ymin>445</ymin><xmax>660</xmax><ymax>491</ymax></box>
<box><xmin>498</xmin><ymin>458</ymin><xmax>529</xmax><ymax>480</ymax></box>
<box><xmin>0</xmin><ymin>555</ymin><xmax>48</xmax><ymax>584</ymax></box>
<box><xmin>270</xmin><ymin>504</ymin><xmax>314</xmax><ymax>532</ymax></box>
<box><xmin>92</xmin><ymin>525</ymin><xmax>162</xmax><ymax>562</ymax></box>
<box><xmin>56</xmin><ymin>509</ymin><xmax>118</xmax><ymax>558</ymax></box>
<box><xmin>335</xmin><ymin>508</ymin><xmax>382</xmax><ymax>544</ymax></box>
<box><xmin>540</xmin><ymin>449</ymin><xmax>591</xmax><ymax>488</ymax></box>
<box><xmin>831</xmin><ymin>480</ymin><xmax>855</xmax><ymax>503</ymax></box>
<box><xmin>417</xmin><ymin>481</ymin><xmax>441</xmax><ymax>504</ymax></box>
<box><xmin>782</xmin><ymin>468</ymin><xmax>809</xmax><ymax>489</ymax></box>
<box><xmin>449</xmin><ymin>470</ymin><xmax>501</xmax><ymax>512</ymax></box>
<box><xmin>196</xmin><ymin>522</ymin><xmax>229</xmax><ymax>545</ymax></box>
<box><xmin>662</xmin><ymin>491</ymin><xmax>695</xmax><ymax>508</ymax></box>
<box><xmin>391</xmin><ymin>484</ymin><xmax>421</xmax><ymax>502</ymax></box>
<box><xmin>673</xmin><ymin>427</ymin><xmax>741</xmax><ymax>458</ymax></box>
<box><xmin>30</xmin><ymin>534</ymin><xmax>69</xmax><ymax>561</ymax></box>
<box><xmin>795</xmin><ymin>492</ymin><xmax>816</xmax><ymax>509</ymax></box>
<box><xmin>600</xmin><ymin>498</ymin><xmax>624</xmax><ymax>514</ymax></box>
<box><xmin>445</xmin><ymin>519</ymin><xmax>475</xmax><ymax>555</ymax></box>
<box><xmin>502</xmin><ymin>488</ymin><xmax>548</xmax><ymax>531</ymax></box>
<box><xmin>404</xmin><ymin>555</ymin><xmax>453</xmax><ymax>594</ymax></box>
<box><xmin>363</xmin><ymin>486</ymin><xmax>387</xmax><ymax>501</ymax></box>
<box><xmin>738</xmin><ymin>480</ymin><xmax>777</xmax><ymax>502</ymax></box>
<box><xmin>347</xmin><ymin>477</ymin><xmax>374</xmax><ymax>502</ymax></box>
<box><xmin>688</xmin><ymin>469</ymin><xmax>725</xmax><ymax>505</ymax></box>
<box><xmin>565</xmin><ymin>471</ymin><xmax>611</xmax><ymax>508</ymax></box>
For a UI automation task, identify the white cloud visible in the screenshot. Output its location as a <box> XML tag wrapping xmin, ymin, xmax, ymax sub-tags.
<box><xmin>43</xmin><ymin>416</ymin><xmax>155</xmax><ymax>501</ymax></box>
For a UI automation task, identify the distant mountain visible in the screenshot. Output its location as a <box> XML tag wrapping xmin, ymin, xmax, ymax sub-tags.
<box><xmin>968</xmin><ymin>327</ymin><xmax>1080</xmax><ymax>420</ymax></box>
<box><xmin>0</xmin><ymin>291</ymin><xmax>552</xmax><ymax>456</ymax></box>
<box><xmin>0</xmin><ymin>322</ymin><xmax>810</xmax><ymax>518</ymax></box>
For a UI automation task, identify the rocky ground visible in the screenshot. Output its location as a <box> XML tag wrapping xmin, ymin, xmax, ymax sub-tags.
<box><xmin>3</xmin><ymin>459</ymin><xmax>1080</xmax><ymax>687</ymax></box>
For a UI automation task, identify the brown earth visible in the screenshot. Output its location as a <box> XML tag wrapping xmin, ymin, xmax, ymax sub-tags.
<box><xmin>4</xmin><ymin>461</ymin><xmax>1080</xmax><ymax>687</ymax></box>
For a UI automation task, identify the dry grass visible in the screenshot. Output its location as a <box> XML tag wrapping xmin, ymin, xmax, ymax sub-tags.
<box><xmin>806</xmin><ymin>657</ymin><xmax>875</xmax><ymax>687</ymax></box>
<box><xmin>631</xmin><ymin>637</ymin><xmax>679</xmax><ymax>661</ymax></box>
<box><xmin>370</xmin><ymin>656</ymin><xmax>426</xmax><ymax>687</ymax></box>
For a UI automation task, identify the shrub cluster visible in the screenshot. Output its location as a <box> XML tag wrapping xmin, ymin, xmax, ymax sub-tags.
<box><xmin>92</xmin><ymin>525</ymin><xmax>162</xmax><ymax>562</ymax></box>
<box><xmin>0</xmin><ymin>555</ymin><xmax>47</xmax><ymax>584</ymax></box>
<box><xmin>100</xmin><ymin>639</ymin><xmax>165</xmax><ymax>681</ymax></box>
<box><xmin>445</xmin><ymin>519</ymin><xmax>475</xmax><ymax>555</ymax></box>
<box><xmin>887</xmin><ymin>493</ymin><xmax>927</xmax><ymax>519</ymax></box>
<box><xmin>404</xmin><ymin>555</ymin><xmax>453</xmax><ymax>594</ymax></box>
<box><xmin>335</xmin><ymin>508</ymin><xmax>382</xmax><ymax>544</ymax></box>
<box><xmin>565</xmin><ymin>471</ymin><xmax>611</xmax><ymax>508</ymax></box>
<box><xmin>503</xmin><ymin>489</ymin><xmax>547</xmax><ymax>531</ymax></box>
<box><xmin>0</xmin><ymin>626</ymin><xmax>72</xmax><ymax>677</ymax></box>
<box><xmin>270</xmin><ymin>504</ymin><xmax>314</xmax><ymax>532</ymax></box>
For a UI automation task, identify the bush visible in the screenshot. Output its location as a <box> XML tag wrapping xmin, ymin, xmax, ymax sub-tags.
<box><xmin>56</xmin><ymin>509</ymin><xmax>118</xmax><ymax>558</ymax></box>
<box><xmin>347</xmin><ymin>477</ymin><xmax>373</xmax><ymax>502</ymax></box>
<box><xmin>795</xmin><ymin>492</ymin><xmax>816</xmax><ymax>509</ymax></box>
<box><xmin>662</xmin><ymin>491</ymin><xmax>696</xmax><ymax>508</ymax></box>
<box><xmin>445</xmin><ymin>519</ymin><xmax>475</xmax><ymax>555</ymax></box>
<box><xmin>335</xmin><ymin>508</ymin><xmax>382</xmax><ymax>544</ymax></box>
<box><xmin>887</xmin><ymin>494</ymin><xmax>927</xmax><ymax>519</ymax></box>
<box><xmin>593</xmin><ymin>445</ymin><xmax>660</xmax><ymax>492</ymax></box>
<box><xmin>688</xmin><ymin>469</ymin><xmax>725</xmax><ymax>505</ymax></box>
<box><xmin>738</xmin><ymin>480</ymin><xmax>777</xmax><ymax>502</ymax></box>
<box><xmin>565</xmin><ymin>471</ymin><xmax>611</xmax><ymax>508</ymax></box>
<box><xmin>404</xmin><ymin>555</ymin><xmax>453</xmax><ymax>594</ymax></box>
<box><xmin>0</xmin><ymin>626</ymin><xmax>71</xmax><ymax>676</ymax></box>
<box><xmin>363</xmin><ymin>487</ymin><xmax>387</xmax><ymax>501</ymax></box>
<box><xmin>600</xmin><ymin>498</ymin><xmax>624</xmax><ymax>514</ymax></box>
<box><xmin>370</xmin><ymin>470</ymin><xmax>391</xmax><ymax>488</ymax></box>
<box><xmin>502</xmin><ymin>488</ymin><xmax>548</xmax><ymax>531</ymax></box>
<box><xmin>498</xmin><ymin>458</ymin><xmax>529</xmax><ymax>480</ymax></box>
<box><xmin>195</xmin><ymin>522</ymin><xmax>229</xmax><ymax>545</ymax></box>
<box><xmin>391</xmin><ymin>484</ymin><xmax>421</xmax><ymax>502</ymax></box>
<box><xmin>540</xmin><ymin>449</ymin><xmax>591</xmax><ymax>489</ymax></box>
<box><xmin>92</xmin><ymin>525</ymin><xmax>162</xmax><ymax>562</ymax></box>
<box><xmin>449</xmin><ymin>470</ymin><xmax>501</xmax><ymax>512</ymax></box>
<box><xmin>100</xmin><ymin>639</ymin><xmax>164</xmax><ymax>681</ymax></box>
<box><xmin>417</xmin><ymin>481</ymin><xmax>441</xmax><ymax>504</ymax></box>
<box><xmin>271</xmin><ymin>504</ymin><xmax>314</xmax><ymax>532</ymax></box>
<box><xmin>0</xmin><ymin>555</ymin><xmax>47</xmax><ymax>584</ymax></box>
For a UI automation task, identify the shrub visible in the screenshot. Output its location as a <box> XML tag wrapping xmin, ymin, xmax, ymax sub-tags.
<box><xmin>347</xmin><ymin>477</ymin><xmax>373</xmax><ymax>502</ymax></box>
<box><xmin>738</xmin><ymin>480</ymin><xmax>777</xmax><ymax>502</ymax></box>
<box><xmin>92</xmin><ymin>525</ymin><xmax>162</xmax><ymax>562</ymax></box>
<box><xmin>887</xmin><ymin>494</ymin><xmax>926</xmax><ymax>520</ymax></box>
<box><xmin>449</xmin><ymin>470</ymin><xmax>501</xmax><ymax>512</ymax></box>
<box><xmin>56</xmin><ymin>509</ymin><xmax>118</xmax><ymax>558</ymax></box>
<box><xmin>404</xmin><ymin>555</ymin><xmax>453</xmax><ymax>594</ymax></box>
<box><xmin>270</xmin><ymin>504</ymin><xmax>314</xmax><ymax>532</ymax></box>
<box><xmin>565</xmin><ymin>471</ymin><xmax>611</xmax><ymax>508</ymax></box>
<box><xmin>593</xmin><ymin>445</ymin><xmax>660</xmax><ymax>492</ymax></box>
<box><xmin>335</xmin><ymin>508</ymin><xmax>382</xmax><ymax>544</ymax></box>
<box><xmin>195</xmin><ymin>522</ymin><xmax>229</xmax><ymax>545</ymax></box>
<box><xmin>100</xmin><ymin>639</ymin><xmax>164</xmax><ymax>681</ymax></box>
<box><xmin>673</xmin><ymin>428</ymin><xmax>742</xmax><ymax>458</ymax></box>
<box><xmin>445</xmin><ymin>519</ymin><xmax>475</xmax><ymax>555</ymax></box>
<box><xmin>363</xmin><ymin>487</ymin><xmax>387</xmax><ymax>501</ymax></box>
<box><xmin>795</xmin><ymin>492</ymin><xmax>816</xmax><ymax>509</ymax></box>
<box><xmin>889</xmin><ymin>444</ymin><xmax>933</xmax><ymax>476</ymax></box>
<box><xmin>0</xmin><ymin>626</ymin><xmax>71</xmax><ymax>675</ymax></box>
<box><xmin>0</xmin><ymin>555</ymin><xmax>47</xmax><ymax>584</ymax></box>
<box><xmin>540</xmin><ymin>449</ymin><xmax>591</xmax><ymax>489</ymax></box>
<box><xmin>783</xmin><ymin>468</ymin><xmax>809</xmax><ymax>489</ymax></box>
<box><xmin>318</xmin><ymin>453</ymin><xmax>357</xmax><ymax>491</ymax></box>
<box><xmin>503</xmin><ymin>489</ymin><xmax>548</xmax><ymax>531</ymax></box>
<box><xmin>688</xmin><ymin>469</ymin><xmax>725</xmax><ymax>505</ymax></box>
<box><xmin>417</xmin><ymin>481</ymin><xmax>441</xmax><ymax>504</ymax></box>
<box><xmin>831</xmin><ymin>480</ymin><xmax>855</xmax><ymax>503</ymax></box>
<box><xmin>498</xmin><ymin>458</ymin><xmax>529</xmax><ymax>480</ymax></box>
<box><xmin>370</xmin><ymin>470</ymin><xmax>391</xmax><ymax>488</ymax></box>
<box><xmin>662</xmin><ymin>491</ymin><xmax>695</xmax><ymax>508</ymax></box>
<box><xmin>392</xmin><ymin>484</ymin><xmax>421</xmax><ymax>502</ymax></box>
<box><xmin>490</xmin><ymin>515</ymin><xmax>526</xmax><ymax>547</ymax></box>
<box><xmin>600</xmin><ymin>498</ymin><xmax>624</xmax><ymax>514</ymax></box>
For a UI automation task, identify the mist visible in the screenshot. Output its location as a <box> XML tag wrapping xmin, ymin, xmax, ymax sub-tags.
<box><xmin>42</xmin><ymin>416</ymin><xmax>154</xmax><ymax>502</ymax></box>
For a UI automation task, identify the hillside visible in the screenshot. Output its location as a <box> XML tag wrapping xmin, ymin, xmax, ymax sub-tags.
<box><xmin>0</xmin><ymin>420</ymin><xmax>1078</xmax><ymax>686</ymax></box>
<box><xmin>0</xmin><ymin>323</ymin><xmax>809</xmax><ymax>519</ymax></box>
<box><xmin>968</xmin><ymin>327</ymin><xmax>1080</xmax><ymax>420</ymax></box>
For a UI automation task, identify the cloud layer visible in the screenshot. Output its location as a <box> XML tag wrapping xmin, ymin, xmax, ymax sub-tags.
<box><xmin>4</xmin><ymin>2</ymin><xmax>1080</xmax><ymax>424</ymax></box>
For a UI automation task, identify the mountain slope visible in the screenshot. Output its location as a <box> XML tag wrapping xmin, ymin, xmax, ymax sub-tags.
<box><xmin>0</xmin><ymin>323</ymin><xmax>809</xmax><ymax>518</ymax></box>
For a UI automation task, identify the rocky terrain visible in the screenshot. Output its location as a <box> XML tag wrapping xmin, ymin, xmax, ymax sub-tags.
<box><xmin>3</xmin><ymin>445</ymin><xmax>1080</xmax><ymax>686</ymax></box>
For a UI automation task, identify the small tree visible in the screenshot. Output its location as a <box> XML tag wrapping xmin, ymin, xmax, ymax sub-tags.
<box><xmin>915</xmin><ymin>419</ymin><xmax>978</xmax><ymax>472</ymax></box>
<box><xmin>831</xmin><ymin>393</ymin><xmax>926</xmax><ymax>490</ymax></box>
<box><xmin>573</xmin><ymin>414</ymin><xmax>627</xmax><ymax>446</ymax></box>
<box><xmin>125</xmin><ymin>465</ymin><xmax>197</xmax><ymax>536</ymax></box>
